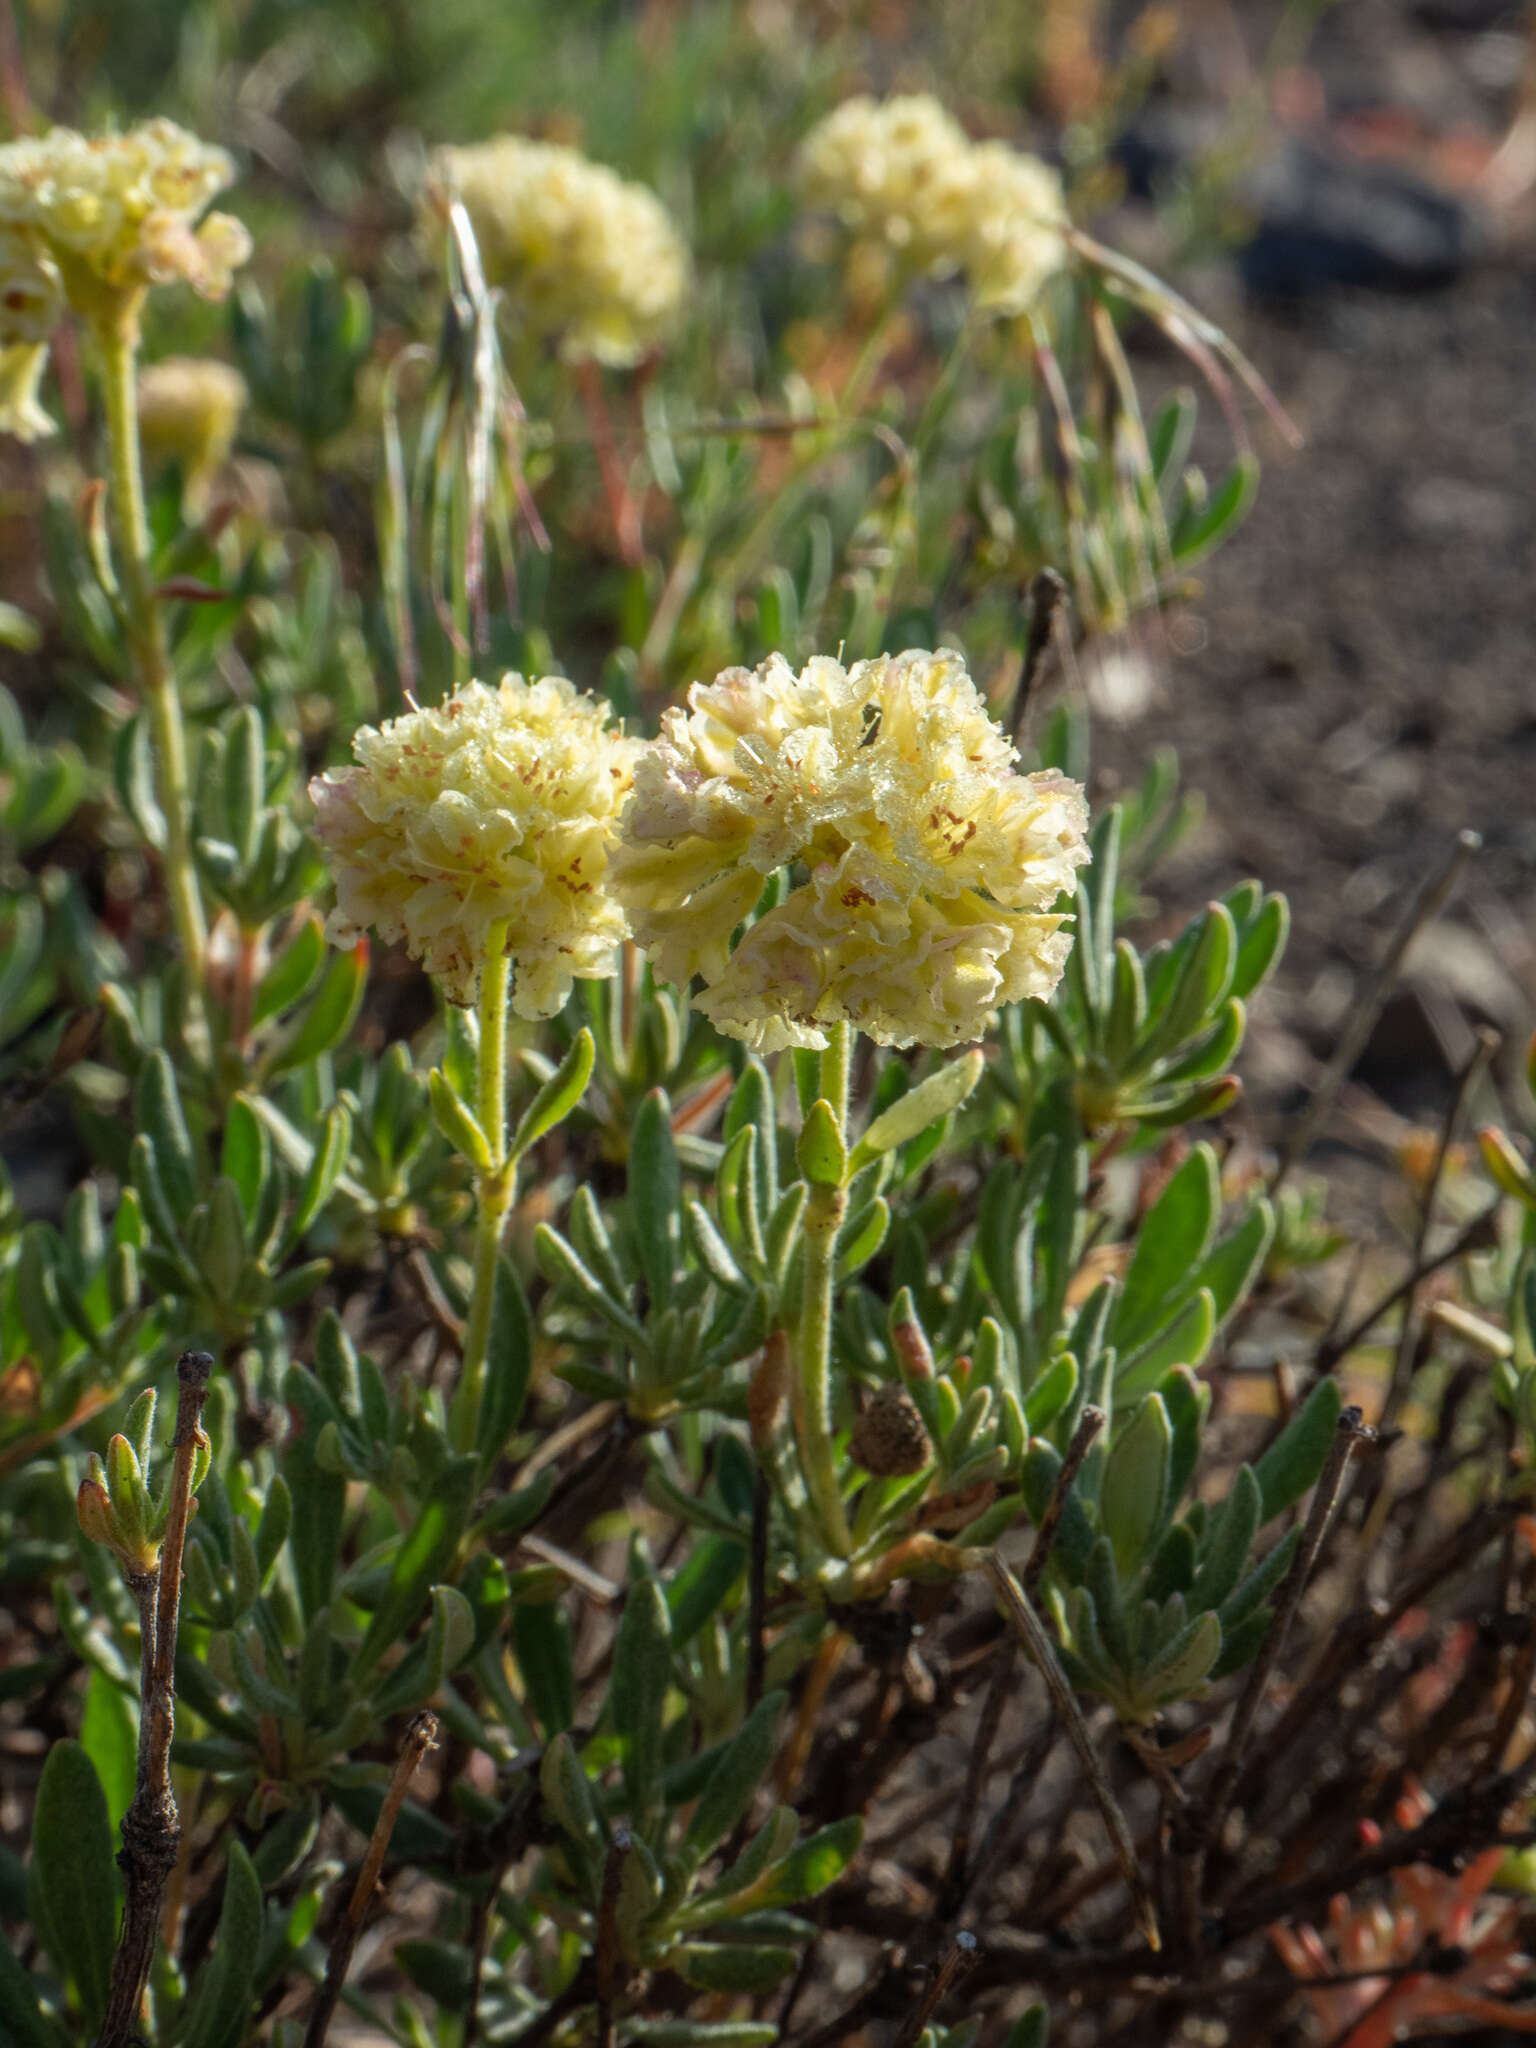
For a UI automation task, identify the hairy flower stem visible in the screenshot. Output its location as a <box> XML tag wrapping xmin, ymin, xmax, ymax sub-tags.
<box><xmin>797</xmin><ymin>1021</ymin><xmax>854</xmax><ymax>1559</ymax></box>
<box><xmin>99</xmin><ymin>1351</ymin><xmax>213</xmax><ymax>2048</ymax></box>
<box><xmin>450</xmin><ymin>928</ymin><xmax>514</xmax><ymax>1454</ymax></box>
<box><xmin>97</xmin><ymin>305</ymin><xmax>208</xmax><ymax>1027</ymax></box>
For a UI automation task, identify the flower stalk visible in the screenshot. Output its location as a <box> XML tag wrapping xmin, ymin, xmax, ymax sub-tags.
<box><xmin>796</xmin><ymin>1020</ymin><xmax>854</xmax><ymax>1559</ymax></box>
<box><xmin>97</xmin><ymin>302</ymin><xmax>209</xmax><ymax>1019</ymax></box>
<box><xmin>449</xmin><ymin>924</ymin><xmax>514</xmax><ymax>1454</ymax></box>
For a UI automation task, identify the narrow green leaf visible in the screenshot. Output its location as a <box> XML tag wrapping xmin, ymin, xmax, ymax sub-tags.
<box><xmin>613</xmin><ymin>1563</ymin><xmax>672</xmax><ymax>1826</ymax></box>
<box><xmin>685</xmin><ymin>1693</ymin><xmax>783</xmax><ymax>1854</ymax></box>
<box><xmin>630</xmin><ymin>1089</ymin><xmax>682</xmax><ymax>1309</ymax></box>
<box><xmin>286</xmin><ymin>1100</ymin><xmax>353</xmax><ymax>1244</ymax></box>
<box><xmin>429</xmin><ymin>1068</ymin><xmax>492</xmax><ymax>1170</ymax></box>
<box><xmin>135</xmin><ymin>1050</ymin><xmax>198</xmax><ymax>1223</ymax></box>
<box><xmin>178</xmin><ymin>1840</ymin><xmax>264</xmax><ymax>2048</ymax></box>
<box><xmin>851</xmin><ymin>1051</ymin><xmax>983</xmax><ymax>1170</ymax></box>
<box><xmin>113</xmin><ymin>712</ymin><xmax>167</xmax><ymax>851</ymax></box>
<box><xmin>1254</xmin><ymin>1377</ymin><xmax>1344</xmax><ymax>1523</ymax></box>
<box><xmin>1115</xmin><ymin>1289</ymin><xmax>1216</xmax><ymax>1403</ymax></box>
<box><xmin>221</xmin><ymin>1094</ymin><xmax>270</xmax><ymax>1222</ymax></box>
<box><xmin>740</xmin><ymin>1815</ymin><xmax>861</xmax><ymax>1908</ymax></box>
<box><xmin>1109</xmin><ymin>1146</ymin><xmax>1219</xmax><ymax>1348</ymax></box>
<box><xmin>29</xmin><ymin>1741</ymin><xmax>115</xmax><ymax>2030</ymax></box>
<box><xmin>674</xmin><ymin>1943</ymin><xmax>798</xmax><ymax>1992</ymax></box>
<box><xmin>477</xmin><ymin>1255</ymin><xmax>533</xmax><ymax>1462</ymax></box>
<box><xmin>513</xmin><ymin>1600</ymin><xmax>575</xmax><ymax>1736</ymax></box>
<box><xmin>80</xmin><ymin>1668</ymin><xmax>137</xmax><ymax>1841</ymax></box>
<box><xmin>223</xmin><ymin>704</ymin><xmax>264</xmax><ymax>873</ymax></box>
<box><xmin>1171</xmin><ymin>451</ymin><xmax>1258</xmax><ymax>565</ymax></box>
<box><xmin>271</xmin><ymin>945</ymin><xmax>368</xmax><ymax>1072</ymax></box>
<box><xmin>1193</xmin><ymin>1464</ymin><xmax>1261</xmax><ymax>1614</ymax></box>
<box><xmin>251</xmin><ymin>915</ymin><xmax>326</xmax><ymax>1028</ymax></box>
<box><xmin>509</xmin><ymin>1027</ymin><xmax>594</xmax><ymax>1161</ymax></box>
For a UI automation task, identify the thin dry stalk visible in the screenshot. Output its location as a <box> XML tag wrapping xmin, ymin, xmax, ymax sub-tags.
<box><xmin>1272</xmin><ymin>830</ymin><xmax>1481</xmax><ymax>1197</ymax></box>
<box><xmin>983</xmin><ymin>1550</ymin><xmax>1161</xmax><ymax>1951</ymax></box>
<box><xmin>99</xmin><ymin>1351</ymin><xmax>213</xmax><ymax>2048</ymax></box>
<box><xmin>302</xmin><ymin>1710</ymin><xmax>440</xmax><ymax>2048</ymax></box>
<box><xmin>1180</xmin><ymin>1407</ymin><xmax>1371</xmax><ymax>1949</ymax></box>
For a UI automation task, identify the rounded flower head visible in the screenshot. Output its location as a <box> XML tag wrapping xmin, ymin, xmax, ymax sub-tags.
<box><xmin>798</xmin><ymin>94</ymin><xmax>1068</xmax><ymax>314</ymax></box>
<box><xmin>428</xmin><ymin>136</ymin><xmax>689</xmax><ymax>368</ymax></box>
<box><xmin>0</xmin><ymin>120</ymin><xmax>249</xmax><ymax>439</ymax></box>
<box><xmin>614</xmin><ymin>649</ymin><xmax>1090</xmax><ymax>1051</ymax></box>
<box><xmin>138</xmin><ymin>356</ymin><xmax>248</xmax><ymax>512</ymax></box>
<box><xmin>310</xmin><ymin>675</ymin><xmax>639</xmax><ymax>1015</ymax></box>
<box><xmin>0</xmin><ymin>119</ymin><xmax>250</xmax><ymax>312</ymax></box>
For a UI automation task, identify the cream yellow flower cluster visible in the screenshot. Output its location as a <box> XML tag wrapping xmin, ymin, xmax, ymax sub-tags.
<box><xmin>0</xmin><ymin>120</ymin><xmax>250</xmax><ymax>438</ymax></box>
<box><xmin>309</xmin><ymin>676</ymin><xmax>638</xmax><ymax>1015</ymax></box>
<box><xmin>138</xmin><ymin>356</ymin><xmax>248</xmax><ymax>511</ymax></box>
<box><xmin>429</xmin><ymin>136</ymin><xmax>689</xmax><ymax>368</ymax></box>
<box><xmin>797</xmin><ymin>94</ymin><xmax>1068</xmax><ymax>316</ymax></box>
<box><xmin>612</xmin><ymin>650</ymin><xmax>1090</xmax><ymax>1051</ymax></box>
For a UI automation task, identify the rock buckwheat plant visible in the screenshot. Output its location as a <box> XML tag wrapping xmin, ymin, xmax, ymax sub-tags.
<box><xmin>8</xmin><ymin>27</ymin><xmax>1527</xmax><ymax>2048</ymax></box>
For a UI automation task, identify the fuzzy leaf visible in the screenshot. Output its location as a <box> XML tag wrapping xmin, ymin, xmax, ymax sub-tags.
<box><xmin>1254</xmin><ymin>1377</ymin><xmax>1343</xmax><ymax>1523</ymax></box>
<box><xmin>630</xmin><ymin>1089</ymin><xmax>682</xmax><ymax>1309</ymax></box>
<box><xmin>685</xmin><ymin>1692</ymin><xmax>784</xmax><ymax>1854</ymax></box>
<box><xmin>29</xmin><ymin>1741</ymin><xmax>115</xmax><ymax>2030</ymax></box>
<box><xmin>851</xmin><ymin>1051</ymin><xmax>983</xmax><ymax>1169</ymax></box>
<box><xmin>510</xmin><ymin>1027</ymin><xmax>594</xmax><ymax>1161</ymax></box>
<box><xmin>178</xmin><ymin>1841</ymin><xmax>264</xmax><ymax>2048</ymax></box>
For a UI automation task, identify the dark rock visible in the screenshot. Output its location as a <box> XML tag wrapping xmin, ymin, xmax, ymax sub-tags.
<box><xmin>1239</xmin><ymin>141</ymin><xmax>1482</xmax><ymax>296</ymax></box>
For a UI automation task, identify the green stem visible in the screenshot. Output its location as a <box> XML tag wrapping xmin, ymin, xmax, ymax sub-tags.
<box><xmin>97</xmin><ymin>304</ymin><xmax>208</xmax><ymax>1020</ymax></box>
<box><xmin>449</xmin><ymin>456</ymin><xmax>473</xmax><ymax>689</ymax></box>
<box><xmin>797</xmin><ymin>1021</ymin><xmax>854</xmax><ymax>1558</ymax></box>
<box><xmin>450</xmin><ymin>928</ymin><xmax>514</xmax><ymax>1454</ymax></box>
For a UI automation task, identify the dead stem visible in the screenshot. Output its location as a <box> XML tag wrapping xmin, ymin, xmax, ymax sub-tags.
<box><xmin>302</xmin><ymin>1711</ymin><xmax>439</xmax><ymax>2048</ymax></box>
<box><xmin>99</xmin><ymin>1350</ymin><xmax>214</xmax><ymax>2048</ymax></box>
<box><xmin>984</xmin><ymin>1550</ymin><xmax>1161</xmax><ymax>1951</ymax></box>
<box><xmin>1272</xmin><ymin>830</ymin><xmax>1482</xmax><ymax>1198</ymax></box>
<box><xmin>1180</xmin><ymin>1407</ymin><xmax>1371</xmax><ymax>1951</ymax></box>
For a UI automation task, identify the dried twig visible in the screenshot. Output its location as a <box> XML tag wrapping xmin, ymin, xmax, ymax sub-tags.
<box><xmin>1026</xmin><ymin>1404</ymin><xmax>1106</xmax><ymax>1602</ymax></box>
<box><xmin>984</xmin><ymin>1550</ymin><xmax>1161</xmax><ymax>1950</ymax></box>
<box><xmin>942</xmin><ymin>1405</ymin><xmax>1105</xmax><ymax>1910</ymax></box>
<box><xmin>1316</xmin><ymin>1207</ymin><xmax>1500</xmax><ymax>1371</ymax></box>
<box><xmin>1272</xmin><ymin>830</ymin><xmax>1481</xmax><ymax>1197</ymax></box>
<box><xmin>302</xmin><ymin>1711</ymin><xmax>440</xmax><ymax>2048</ymax></box>
<box><xmin>99</xmin><ymin>1351</ymin><xmax>213</xmax><ymax>2048</ymax></box>
<box><xmin>1180</xmin><ymin>1409</ymin><xmax>1371</xmax><ymax>1948</ymax></box>
<box><xmin>1377</xmin><ymin>1028</ymin><xmax>1499</xmax><ymax>1438</ymax></box>
<box><xmin>1011</xmin><ymin>567</ymin><xmax>1068</xmax><ymax>747</ymax></box>
<box><xmin>891</xmin><ymin>1931</ymin><xmax>980</xmax><ymax>2048</ymax></box>
<box><xmin>595</xmin><ymin>1828</ymin><xmax>630</xmax><ymax>2048</ymax></box>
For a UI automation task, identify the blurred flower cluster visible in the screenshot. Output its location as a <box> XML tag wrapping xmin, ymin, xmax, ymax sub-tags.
<box><xmin>427</xmin><ymin>134</ymin><xmax>689</xmax><ymax>366</ymax></box>
<box><xmin>797</xmin><ymin>91</ymin><xmax>1068</xmax><ymax>313</ymax></box>
<box><xmin>0</xmin><ymin>119</ymin><xmax>248</xmax><ymax>436</ymax></box>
